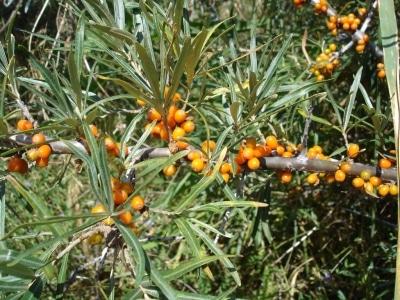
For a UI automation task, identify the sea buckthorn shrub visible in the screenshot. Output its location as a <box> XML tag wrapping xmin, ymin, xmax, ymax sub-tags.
<box><xmin>0</xmin><ymin>0</ymin><xmax>399</xmax><ymax>299</ymax></box>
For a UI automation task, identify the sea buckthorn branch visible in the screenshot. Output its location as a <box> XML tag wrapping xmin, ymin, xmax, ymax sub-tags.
<box><xmin>4</xmin><ymin>134</ymin><xmax>398</xmax><ymax>181</ymax></box>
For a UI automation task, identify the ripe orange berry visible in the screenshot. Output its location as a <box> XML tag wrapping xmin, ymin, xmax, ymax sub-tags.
<box><xmin>147</xmin><ymin>108</ymin><xmax>162</xmax><ymax>121</ymax></box>
<box><xmin>201</xmin><ymin>140</ymin><xmax>216</xmax><ymax>153</ymax></box>
<box><xmin>35</xmin><ymin>157</ymin><xmax>49</xmax><ymax>168</ymax></box>
<box><xmin>379</xmin><ymin>158</ymin><xmax>392</xmax><ymax>169</ymax></box>
<box><xmin>163</xmin><ymin>165</ymin><xmax>177</xmax><ymax>177</ymax></box>
<box><xmin>111</xmin><ymin>178</ymin><xmax>121</xmax><ymax>191</ymax></box>
<box><xmin>32</xmin><ymin>133</ymin><xmax>46</xmax><ymax>144</ymax></box>
<box><xmin>369</xmin><ymin>176</ymin><xmax>382</xmax><ymax>187</ymax></box>
<box><xmin>221</xmin><ymin>173</ymin><xmax>230</xmax><ymax>183</ymax></box>
<box><xmin>172</xmin><ymin>127</ymin><xmax>185</xmax><ymax>140</ymax></box>
<box><xmin>276</xmin><ymin>145</ymin><xmax>285</xmax><ymax>156</ymax></box>
<box><xmin>389</xmin><ymin>185</ymin><xmax>398</xmax><ymax>196</ymax></box>
<box><xmin>37</xmin><ymin>144</ymin><xmax>52</xmax><ymax>158</ymax></box>
<box><xmin>347</xmin><ymin>143</ymin><xmax>360</xmax><ymax>158</ymax></box>
<box><xmin>176</xmin><ymin>141</ymin><xmax>189</xmax><ymax>150</ymax></box>
<box><xmin>265</xmin><ymin>135</ymin><xmax>278</xmax><ymax>149</ymax></box>
<box><xmin>242</xmin><ymin>147</ymin><xmax>254</xmax><ymax>160</ymax></box>
<box><xmin>307</xmin><ymin>149</ymin><xmax>317</xmax><ymax>159</ymax></box>
<box><xmin>137</xmin><ymin>99</ymin><xmax>146</xmax><ymax>106</ymax></box>
<box><xmin>119</xmin><ymin>211</ymin><xmax>133</xmax><ymax>225</ymax></box>
<box><xmin>377</xmin><ymin>70</ymin><xmax>386</xmax><ymax>79</ymax></box>
<box><xmin>131</xmin><ymin>195</ymin><xmax>145</xmax><ymax>211</ymax></box>
<box><xmin>378</xmin><ymin>184</ymin><xmax>390</xmax><ymax>197</ymax></box>
<box><xmin>121</xmin><ymin>183</ymin><xmax>134</xmax><ymax>195</ymax></box>
<box><xmin>235</xmin><ymin>151</ymin><xmax>246</xmax><ymax>165</ymax></box>
<box><xmin>113</xmin><ymin>189</ymin><xmax>128</xmax><ymax>205</ymax></box>
<box><xmin>352</xmin><ymin>177</ymin><xmax>364</xmax><ymax>188</ymax></box>
<box><xmin>307</xmin><ymin>173</ymin><xmax>319</xmax><ymax>185</ymax></box>
<box><xmin>247</xmin><ymin>157</ymin><xmax>260</xmax><ymax>170</ymax></box>
<box><xmin>159</xmin><ymin>126</ymin><xmax>169</xmax><ymax>141</ymax></box>
<box><xmin>17</xmin><ymin>119</ymin><xmax>33</xmax><ymax>131</ymax></box>
<box><xmin>312</xmin><ymin>145</ymin><xmax>323</xmax><ymax>154</ymax></box>
<box><xmin>280</xmin><ymin>171</ymin><xmax>292</xmax><ymax>184</ymax></box>
<box><xmin>91</xmin><ymin>203</ymin><xmax>106</xmax><ymax>214</ymax></box>
<box><xmin>362</xmin><ymin>182</ymin><xmax>373</xmax><ymax>194</ymax></box>
<box><xmin>360</xmin><ymin>170</ymin><xmax>371</xmax><ymax>181</ymax></box>
<box><xmin>182</xmin><ymin>120</ymin><xmax>195</xmax><ymax>133</ymax></box>
<box><xmin>282</xmin><ymin>151</ymin><xmax>293</xmax><ymax>158</ymax></box>
<box><xmin>26</xmin><ymin>149</ymin><xmax>39</xmax><ymax>161</ymax></box>
<box><xmin>334</xmin><ymin>170</ymin><xmax>346</xmax><ymax>182</ymax></box>
<box><xmin>191</xmin><ymin>158</ymin><xmax>205</xmax><ymax>172</ymax></box>
<box><xmin>187</xmin><ymin>150</ymin><xmax>202</xmax><ymax>161</ymax></box>
<box><xmin>89</xmin><ymin>125</ymin><xmax>100</xmax><ymax>137</ymax></box>
<box><xmin>174</xmin><ymin>109</ymin><xmax>187</xmax><ymax>124</ymax></box>
<box><xmin>326</xmin><ymin>174</ymin><xmax>335</xmax><ymax>184</ymax></box>
<box><xmin>173</xmin><ymin>92</ymin><xmax>181</xmax><ymax>102</ymax></box>
<box><xmin>167</xmin><ymin>105</ymin><xmax>178</xmax><ymax>128</ymax></box>
<box><xmin>104</xmin><ymin>137</ymin><xmax>116</xmax><ymax>151</ymax></box>
<box><xmin>220</xmin><ymin>163</ymin><xmax>232</xmax><ymax>174</ymax></box>
<box><xmin>340</xmin><ymin>162</ymin><xmax>352</xmax><ymax>173</ymax></box>
<box><xmin>7</xmin><ymin>156</ymin><xmax>28</xmax><ymax>174</ymax></box>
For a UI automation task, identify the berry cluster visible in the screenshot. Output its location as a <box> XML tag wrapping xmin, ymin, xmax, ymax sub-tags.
<box><xmin>309</xmin><ymin>44</ymin><xmax>340</xmax><ymax>81</ymax></box>
<box><xmin>143</xmin><ymin>91</ymin><xmax>195</xmax><ymax>151</ymax></box>
<box><xmin>313</xmin><ymin>0</ymin><xmax>329</xmax><ymax>14</ymax></box>
<box><xmin>338</xmin><ymin>13</ymin><xmax>362</xmax><ymax>32</ymax></box>
<box><xmin>377</xmin><ymin>63</ymin><xmax>386</xmax><ymax>79</ymax></box>
<box><xmin>7</xmin><ymin>120</ymin><xmax>53</xmax><ymax>173</ymax></box>
<box><xmin>354</xmin><ymin>33</ymin><xmax>369</xmax><ymax>54</ymax></box>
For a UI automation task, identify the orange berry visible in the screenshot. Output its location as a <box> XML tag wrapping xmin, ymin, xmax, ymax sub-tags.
<box><xmin>377</xmin><ymin>184</ymin><xmax>390</xmax><ymax>197</ymax></box>
<box><xmin>377</xmin><ymin>63</ymin><xmax>384</xmax><ymax>69</ymax></box>
<box><xmin>32</xmin><ymin>133</ymin><xmax>46</xmax><ymax>144</ymax></box>
<box><xmin>174</xmin><ymin>109</ymin><xmax>187</xmax><ymax>124</ymax></box>
<box><xmin>379</xmin><ymin>158</ymin><xmax>392</xmax><ymax>169</ymax></box>
<box><xmin>369</xmin><ymin>176</ymin><xmax>382</xmax><ymax>187</ymax></box>
<box><xmin>7</xmin><ymin>156</ymin><xmax>28</xmax><ymax>173</ymax></box>
<box><xmin>221</xmin><ymin>173</ymin><xmax>230</xmax><ymax>183</ymax></box>
<box><xmin>253</xmin><ymin>145</ymin><xmax>267</xmax><ymax>158</ymax></box>
<box><xmin>35</xmin><ymin>157</ymin><xmax>49</xmax><ymax>168</ymax></box>
<box><xmin>340</xmin><ymin>162</ymin><xmax>352</xmax><ymax>173</ymax></box>
<box><xmin>326</xmin><ymin>174</ymin><xmax>335</xmax><ymax>184</ymax></box>
<box><xmin>265</xmin><ymin>135</ymin><xmax>278</xmax><ymax>149</ymax></box>
<box><xmin>242</xmin><ymin>147</ymin><xmax>254</xmax><ymax>160</ymax></box>
<box><xmin>163</xmin><ymin>165</ymin><xmax>177</xmax><ymax>177</ymax></box>
<box><xmin>17</xmin><ymin>119</ymin><xmax>33</xmax><ymax>131</ymax></box>
<box><xmin>176</xmin><ymin>141</ymin><xmax>189</xmax><ymax>150</ymax></box>
<box><xmin>360</xmin><ymin>170</ymin><xmax>371</xmax><ymax>181</ymax></box>
<box><xmin>307</xmin><ymin>173</ymin><xmax>319</xmax><ymax>185</ymax></box>
<box><xmin>159</xmin><ymin>126</ymin><xmax>169</xmax><ymax>141</ymax></box>
<box><xmin>172</xmin><ymin>127</ymin><xmax>185</xmax><ymax>140</ymax></box>
<box><xmin>167</xmin><ymin>105</ymin><xmax>178</xmax><ymax>128</ymax></box>
<box><xmin>347</xmin><ymin>143</ymin><xmax>360</xmax><ymax>158</ymax></box>
<box><xmin>352</xmin><ymin>177</ymin><xmax>364</xmax><ymax>188</ymax></box>
<box><xmin>104</xmin><ymin>137</ymin><xmax>116</xmax><ymax>151</ymax></box>
<box><xmin>182</xmin><ymin>120</ymin><xmax>195</xmax><ymax>133</ymax></box>
<box><xmin>26</xmin><ymin>149</ymin><xmax>39</xmax><ymax>161</ymax></box>
<box><xmin>235</xmin><ymin>152</ymin><xmax>246</xmax><ymax>165</ymax></box>
<box><xmin>131</xmin><ymin>195</ymin><xmax>145</xmax><ymax>211</ymax></box>
<box><xmin>91</xmin><ymin>203</ymin><xmax>106</xmax><ymax>214</ymax></box>
<box><xmin>89</xmin><ymin>125</ymin><xmax>100</xmax><ymax>137</ymax></box>
<box><xmin>137</xmin><ymin>99</ymin><xmax>146</xmax><ymax>106</ymax></box>
<box><xmin>280</xmin><ymin>171</ymin><xmax>292</xmax><ymax>184</ymax></box>
<box><xmin>276</xmin><ymin>145</ymin><xmax>285</xmax><ymax>156</ymax></box>
<box><xmin>191</xmin><ymin>158</ymin><xmax>205</xmax><ymax>172</ymax></box>
<box><xmin>121</xmin><ymin>183</ymin><xmax>134</xmax><ymax>195</ymax></box>
<box><xmin>147</xmin><ymin>108</ymin><xmax>162</xmax><ymax>122</ymax></box>
<box><xmin>377</xmin><ymin>70</ymin><xmax>386</xmax><ymax>79</ymax></box>
<box><xmin>334</xmin><ymin>170</ymin><xmax>346</xmax><ymax>182</ymax></box>
<box><xmin>111</xmin><ymin>178</ymin><xmax>121</xmax><ymax>191</ymax></box>
<box><xmin>220</xmin><ymin>163</ymin><xmax>232</xmax><ymax>174</ymax></box>
<box><xmin>119</xmin><ymin>211</ymin><xmax>133</xmax><ymax>225</ymax></box>
<box><xmin>37</xmin><ymin>144</ymin><xmax>52</xmax><ymax>158</ymax></box>
<box><xmin>201</xmin><ymin>140</ymin><xmax>216</xmax><ymax>153</ymax></box>
<box><xmin>187</xmin><ymin>150</ymin><xmax>202</xmax><ymax>161</ymax></box>
<box><xmin>247</xmin><ymin>157</ymin><xmax>260</xmax><ymax>170</ymax></box>
<box><xmin>282</xmin><ymin>151</ymin><xmax>293</xmax><ymax>158</ymax></box>
<box><xmin>312</xmin><ymin>145</ymin><xmax>323</xmax><ymax>154</ymax></box>
<box><xmin>173</xmin><ymin>92</ymin><xmax>181</xmax><ymax>102</ymax></box>
<box><xmin>389</xmin><ymin>185</ymin><xmax>398</xmax><ymax>196</ymax></box>
<box><xmin>113</xmin><ymin>189</ymin><xmax>128</xmax><ymax>205</ymax></box>
<box><xmin>307</xmin><ymin>149</ymin><xmax>317</xmax><ymax>159</ymax></box>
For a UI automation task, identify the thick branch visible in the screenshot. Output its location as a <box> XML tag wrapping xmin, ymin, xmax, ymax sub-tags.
<box><xmin>4</xmin><ymin>135</ymin><xmax>398</xmax><ymax>181</ymax></box>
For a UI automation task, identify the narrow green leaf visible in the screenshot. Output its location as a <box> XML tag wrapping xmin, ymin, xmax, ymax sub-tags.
<box><xmin>343</xmin><ymin>67</ymin><xmax>363</xmax><ymax>131</ymax></box>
